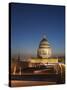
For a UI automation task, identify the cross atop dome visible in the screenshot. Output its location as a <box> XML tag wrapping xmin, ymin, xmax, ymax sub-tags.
<box><xmin>43</xmin><ymin>34</ymin><xmax>47</xmax><ymax>39</ymax></box>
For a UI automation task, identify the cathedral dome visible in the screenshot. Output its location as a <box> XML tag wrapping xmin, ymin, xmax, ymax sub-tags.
<box><xmin>37</xmin><ymin>36</ymin><xmax>52</xmax><ymax>58</ymax></box>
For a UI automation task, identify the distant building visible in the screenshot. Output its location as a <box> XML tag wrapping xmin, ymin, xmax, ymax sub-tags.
<box><xmin>28</xmin><ymin>36</ymin><xmax>58</xmax><ymax>67</ymax></box>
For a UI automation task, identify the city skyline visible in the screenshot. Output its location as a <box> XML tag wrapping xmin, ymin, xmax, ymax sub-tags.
<box><xmin>11</xmin><ymin>3</ymin><xmax>65</xmax><ymax>57</ymax></box>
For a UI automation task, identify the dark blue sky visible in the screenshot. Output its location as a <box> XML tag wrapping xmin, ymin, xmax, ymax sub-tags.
<box><xmin>11</xmin><ymin>3</ymin><xmax>65</xmax><ymax>56</ymax></box>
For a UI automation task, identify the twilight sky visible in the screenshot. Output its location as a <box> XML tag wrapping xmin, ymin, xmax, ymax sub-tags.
<box><xmin>11</xmin><ymin>3</ymin><xmax>65</xmax><ymax>56</ymax></box>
